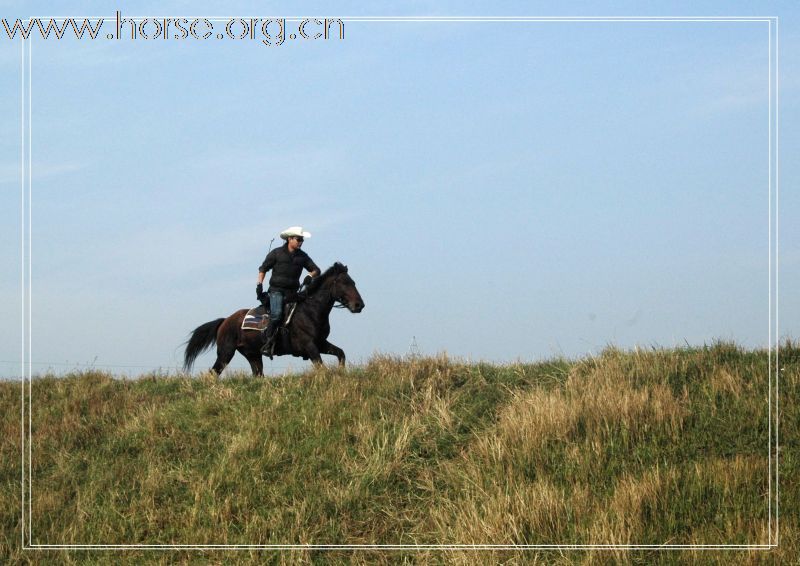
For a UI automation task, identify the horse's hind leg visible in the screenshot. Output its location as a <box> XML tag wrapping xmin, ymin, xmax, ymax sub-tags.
<box><xmin>321</xmin><ymin>340</ymin><xmax>345</xmax><ymax>368</ymax></box>
<box><xmin>212</xmin><ymin>343</ymin><xmax>236</xmax><ymax>375</ymax></box>
<box><xmin>240</xmin><ymin>348</ymin><xmax>264</xmax><ymax>377</ymax></box>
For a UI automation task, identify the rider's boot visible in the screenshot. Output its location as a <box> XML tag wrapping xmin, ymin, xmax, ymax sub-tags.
<box><xmin>261</xmin><ymin>322</ymin><xmax>281</xmax><ymax>358</ymax></box>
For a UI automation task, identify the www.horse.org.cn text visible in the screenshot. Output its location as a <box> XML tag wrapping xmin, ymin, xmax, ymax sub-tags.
<box><xmin>1</xmin><ymin>11</ymin><xmax>345</xmax><ymax>47</ymax></box>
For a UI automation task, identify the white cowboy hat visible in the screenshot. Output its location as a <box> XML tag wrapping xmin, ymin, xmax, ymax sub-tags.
<box><xmin>280</xmin><ymin>226</ymin><xmax>312</xmax><ymax>240</ymax></box>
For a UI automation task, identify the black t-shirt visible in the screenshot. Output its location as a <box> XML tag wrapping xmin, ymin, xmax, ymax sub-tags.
<box><xmin>259</xmin><ymin>244</ymin><xmax>319</xmax><ymax>291</ymax></box>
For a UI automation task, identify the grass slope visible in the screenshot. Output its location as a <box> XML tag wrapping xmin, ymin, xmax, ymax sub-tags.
<box><xmin>1</xmin><ymin>342</ymin><xmax>797</xmax><ymax>564</ymax></box>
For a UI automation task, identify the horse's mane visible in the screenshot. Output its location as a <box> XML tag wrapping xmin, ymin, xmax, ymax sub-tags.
<box><xmin>305</xmin><ymin>262</ymin><xmax>348</xmax><ymax>295</ymax></box>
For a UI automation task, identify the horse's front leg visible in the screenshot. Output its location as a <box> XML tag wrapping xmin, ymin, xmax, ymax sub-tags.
<box><xmin>303</xmin><ymin>342</ymin><xmax>324</xmax><ymax>368</ymax></box>
<box><xmin>321</xmin><ymin>340</ymin><xmax>345</xmax><ymax>367</ymax></box>
<box><xmin>290</xmin><ymin>330</ymin><xmax>323</xmax><ymax>368</ymax></box>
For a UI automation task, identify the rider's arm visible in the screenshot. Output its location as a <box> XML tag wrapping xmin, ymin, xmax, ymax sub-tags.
<box><xmin>258</xmin><ymin>249</ymin><xmax>277</xmax><ymax>282</ymax></box>
<box><xmin>305</xmin><ymin>256</ymin><xmax>320</xmax><ymax>278</ymax></box>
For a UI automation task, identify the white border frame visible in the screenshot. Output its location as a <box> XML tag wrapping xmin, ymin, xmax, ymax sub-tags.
<box><xmin>19</xmin><ymin>15</ymin><xmax>780</xmax><ymax>552</ymax></box>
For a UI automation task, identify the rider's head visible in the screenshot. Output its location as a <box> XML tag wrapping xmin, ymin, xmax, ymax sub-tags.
<box><xmin>280</xmin><ymin>226</ymin><xmax>311</xmax><ymax>252</ymax></box>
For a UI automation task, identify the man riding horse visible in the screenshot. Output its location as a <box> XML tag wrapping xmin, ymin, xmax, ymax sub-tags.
<box><xmin>257</xmin><ymin>226</ymin><xmax>320</xmax><ymax>356</ymax></box>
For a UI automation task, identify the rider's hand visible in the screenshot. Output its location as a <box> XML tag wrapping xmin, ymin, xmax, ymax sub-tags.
<box><xmin>303</xmin><ymin>275</ymin><xmax>313</xmax><ymax>286</ymax></box>
<box><xmin>256</xmin><ymin>283</ymin><xmax>264</xmax><ymax>300</ymax></box>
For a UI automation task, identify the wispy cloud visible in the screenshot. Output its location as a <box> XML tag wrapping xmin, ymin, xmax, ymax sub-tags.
<box><xmin>0</xmin><ymin>160</ymin><xmax>85</xmax><ymax>185</ymax></box>
<box><xmin>695</xmin><ymin>40</ymin><xmax>773</xmax><ymax>116</ymax></box>
<box><xmin>56</xmin><ymin>201</ymin><xmax>361</xmax><ymax>290</ymax></box>
<box><xmin>0</xmin><ymin>164</ymin><xmax>19</xmax><ymax>186</ymax></box>
<box><xmin>700</xmin><ymin>66</ymin><xmax>770</xmax><ymax>115</ymax></box>
<box><xmin>180</xmin><ymin>144</ymin><xmax>351</xmax><ymax>189</ymax></box>
<box><xmin>32</xmin><ymin>37</ymin><xmax>139</xmax><ymax>68</ymax></box>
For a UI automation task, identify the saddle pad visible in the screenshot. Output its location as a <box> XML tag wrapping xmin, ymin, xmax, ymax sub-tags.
<box><xmin>242</xmin><ymin>305</ymin><xmax>270</xmax><ymax>331</ymax></box>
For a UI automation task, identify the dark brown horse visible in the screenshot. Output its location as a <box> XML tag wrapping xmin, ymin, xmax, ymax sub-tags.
<box><xmin>183</xmin><ymin>263</ymin><xmax>364</xmax><ymax>375</ymax></box>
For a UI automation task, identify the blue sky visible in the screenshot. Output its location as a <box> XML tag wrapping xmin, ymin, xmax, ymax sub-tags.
<box><xmin>1</xmin><ymin>1</ymin><xmax>797</xmax><ymax>376</ymax></box>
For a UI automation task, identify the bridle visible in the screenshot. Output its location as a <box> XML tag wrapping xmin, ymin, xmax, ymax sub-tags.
<box><xmin>305</xmin><ymin>272</ymin><xmax>350</xmax><ymax>309</ymax></box>
<box><xmin>330</xmin><ymin>274</ymin><xmax>351</xmax><ymax>309</ymax></box>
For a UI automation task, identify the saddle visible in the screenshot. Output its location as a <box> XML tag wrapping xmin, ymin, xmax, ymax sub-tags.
<box><xmin>240</xmin><ymin>303</ymin><xmax>298</xmax><ymax>331</ymax></box>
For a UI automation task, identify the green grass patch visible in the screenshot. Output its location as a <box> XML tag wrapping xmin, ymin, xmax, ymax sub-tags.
<box><xmin>1</xmin><ymin>343</ymin><xmax>796</xmax><ymax>563</ymax></box>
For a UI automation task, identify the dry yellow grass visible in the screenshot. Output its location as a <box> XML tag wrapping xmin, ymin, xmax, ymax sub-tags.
<box><xmin>472</xmin><ymin>358</ymin><xmax>687</xmax><ymax>474</ymax></box>
<box><xmin>2</xmin><ymin>344</ymin><xmax>797</xmax><ymax>563</ymax></box>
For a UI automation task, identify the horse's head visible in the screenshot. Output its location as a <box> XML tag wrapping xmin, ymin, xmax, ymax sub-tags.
<box><xmin>318</xmin><ymin>263</ymin><xmax>364</xmax><ymax>313</ymax></box>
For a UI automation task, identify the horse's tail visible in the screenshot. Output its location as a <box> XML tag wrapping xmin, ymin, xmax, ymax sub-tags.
<box><xmin>183</xmin><ymin>318</ymin><xmax>225</xmax><ymax>372</ymax></box>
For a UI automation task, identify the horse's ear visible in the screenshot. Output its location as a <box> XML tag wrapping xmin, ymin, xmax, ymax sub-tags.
<box><xmin>343</xmin><ymin>265</ymin><xmax>348</xmax><ymax>273</ymax></box>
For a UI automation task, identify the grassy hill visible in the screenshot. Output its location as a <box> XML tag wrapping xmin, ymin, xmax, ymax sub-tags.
<box><xmin>1</xmin><ymin>342</ymin><xmax>797</xmax><ymax>564</ymax></box>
